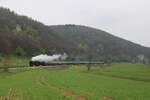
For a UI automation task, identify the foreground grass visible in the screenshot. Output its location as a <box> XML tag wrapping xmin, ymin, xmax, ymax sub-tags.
<box><xmin>0</xmin><ymin>64</ymin><xmax>150</xmax><ymax>100</ymax></box>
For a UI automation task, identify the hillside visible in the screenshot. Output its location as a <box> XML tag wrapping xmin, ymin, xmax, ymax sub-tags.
<box><xmin>50</xmin><ymin>25</ymin><xmax>150</xmax><ymax>61</ymax></box>
<box><xmin>0</xmin><ymin>7</ymin><xmax>150</xmax><ymax>62</ymax></box>
<box><xmin>0</xmin><ymin>7</ymin><xmax>77</xmax><ymax>56</ymax></box>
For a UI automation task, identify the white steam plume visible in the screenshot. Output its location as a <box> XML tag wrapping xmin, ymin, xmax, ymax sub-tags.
<box><xmin>31</xmin><ymin>53</ymin><xmax>67</xmax><ymax>63</ymax></box>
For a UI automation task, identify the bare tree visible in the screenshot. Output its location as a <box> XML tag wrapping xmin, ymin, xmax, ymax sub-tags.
<box><xmin>87</xmin><ymin>64</ymin><xmax>91</xmax><ymax>71</ymax></box>
<box><xmin>3</xmin><ymin>58</ymin><xmax>9</xmax><ymax>72</ymax></box>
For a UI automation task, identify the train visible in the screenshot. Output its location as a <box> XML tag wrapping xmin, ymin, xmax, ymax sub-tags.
<box><xmin>29</xmin><ymin>61</ymin><xmax>104</xmax><ymax>67</ymax></box>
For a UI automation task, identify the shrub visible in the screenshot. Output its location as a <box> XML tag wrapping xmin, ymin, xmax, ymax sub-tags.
<box><xmin>15</xmin><ymin>47</ymin><xmax>26</xmax><ymax>56</ymax></box>
<box><xmin>40</xmin><ymin>48</ymin><xmax>46</xmax><ymax>54</ymax></box>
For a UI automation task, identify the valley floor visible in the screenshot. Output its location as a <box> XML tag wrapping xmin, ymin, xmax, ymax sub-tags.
<box><xmin>0</xmin><ymin>64</ymin><xmax>150</xmax><ymax>100</ymax></box>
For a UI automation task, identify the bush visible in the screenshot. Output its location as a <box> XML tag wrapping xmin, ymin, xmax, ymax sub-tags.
<box><xmin>40</xmin><ymin>48</ymin><xmax>46</xmax><ymax>54</ymax></box>
<box><xmin>15</xmin><ymin>47</ymin><xmax>26</xmax><ymax>56</ymax></box>
<box><xmin>0</xmin><ymin>54</ymin><xmax>3</xmax><ymax>62</ymax></box>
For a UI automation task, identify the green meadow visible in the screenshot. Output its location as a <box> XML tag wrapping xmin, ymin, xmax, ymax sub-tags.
<box><xmin>0</xmin><ymin>63</ymin><xmax>150</xmax><ymax>100</ymax></box>
<box><xmin>0</xmin><ymin>56</ymin><xmax>29</xmax><ymax>68</ymax></box>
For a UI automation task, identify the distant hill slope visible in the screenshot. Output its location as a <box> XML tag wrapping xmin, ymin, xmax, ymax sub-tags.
<box><xmin>0</xmin><ymin>7</ymin><xmax>77</xmax><ymax>56</ymax></box>
<box><xmin>50</xmin><ymin>25</ymin><xmax>150</xmax><ymax>61</ymax></box>
<box><xmin>0</xmin><ymin>7</ymin><xmax>150</xmax><ymax>62</ymax></box>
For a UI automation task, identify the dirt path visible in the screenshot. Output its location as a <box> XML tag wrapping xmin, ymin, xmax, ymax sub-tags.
<box><xmin>16</xmin><ymin>96</ymin><xmax>19</xmax><ymax>100</ymax></box>
<box><xmin>6</xmin><ymin>88</ymin><xmax>13</xmax><ymax>100</ymax></box>
<box><xmin>2</xmin><ymin>96</ymin><xmax>5</xmax><ymax>100</ymax></box>
<box><xmin>39</xmin><ymin>74</ymin><xmax>89</xmax><ymax>100</ymax></box>
<box><xmin>80</xmin><ymin>90</ymin><xmax>116</xmax><ymax>100</ymax></box>
<box><xmin>53</xmin><ymin>87</ymin><xmax>89</xmax><ymax>100</ymax></box>
<box><xmin>13</xmin><ymin>89</ymin><xmax>17</xmax><ymax>100</ymax></box>
<box><xmin>36</xmin><ymin>75</ymin><xmax>43</xmax><ymax>86</ymax></box>
<box><xmin>0</xmin><ymin>88</ymin><xmax>12</xmax><ymax>100</ymax></box>
<box><xmin>78</xmin><ymin>74</ymin><xmax>89</xmax><ymax>81</ymax></box>
<box><xmin>0</xmin><ymin>96</ymin><xmax>3</xmax><ymax>100</ymax></box>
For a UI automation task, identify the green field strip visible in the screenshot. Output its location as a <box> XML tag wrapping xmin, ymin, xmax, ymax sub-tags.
<box><xmin>40</xmin><ymin>73</ymin><xmax>77</xmax><ymax>100</ymax></box>
<box><xmin>15</xmin><ymin>89</ymin><xmax>21</xmax><ymax>100</ymax></box>
<box><xmin>0</xmin><ymin>64</ymin><xmax>150</xmax><ymax>100</ymax></box>
<box><xmin>27</xmin><ymin>88</ymin><xmax>36</xmax><ymax>100</ymax></box>
<box><xmin>44</xmin><ymin>70</ymin><xmax>103</xmax><ymax>100</ymax></box>
<box><xmin>88</xmin><ymin>71</ymin><xmax>150</xmax><ymax>83</ymax></box>
<box><xmin>17</xmin><ymin>88</ymin><xmax>23</xmax><ymax>100</ymax></box>
<box><xmin>34</xmin><ymin>72</ymin><xmax>75</xmax><ymax>100</ymax></box>
<box><xmin>23</xmin><ymin>88</ymin><xmax>30</xmax><ymax>100</ymax></box>
<box><xmin>48</xmin><ymin>67</ymin><xmax>150</xmax><ymax>100</ymax></box>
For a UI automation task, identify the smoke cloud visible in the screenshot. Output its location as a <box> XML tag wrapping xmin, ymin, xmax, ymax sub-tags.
<box><xmin>31</xmin><ymin>53</ymin><xmax>68</xmax><ymax>63</ymax></box>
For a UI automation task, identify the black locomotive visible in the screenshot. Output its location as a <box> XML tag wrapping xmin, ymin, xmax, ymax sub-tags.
<box><xmin>29</xmin><ymin>61</ymin><xmax>104</xmax><ymax>67</ymax></box>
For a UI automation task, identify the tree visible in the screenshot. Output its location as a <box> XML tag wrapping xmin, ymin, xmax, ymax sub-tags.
<box><xmin>87</xmin><ymin>64</ymin><xmax>91</xmax><ymax>71</ymax></box>
<box><xmin>78</xmin><ymin>44</ymin><xmax>88</xmax><ymax>54</ymax></box>
<box><xmin>3</xmin><ymin>59</ymin><xmax>9</xmax><ymax>72</ymax></box>
<box><xmin>40</xmin><ymin>48</ymin><xmax>46</xmax><ymax>54</ymax></box>
<box><xmin>15</xmin><ymin>47</ymin><xmax>26</xmax><ymax>56</ymax></box>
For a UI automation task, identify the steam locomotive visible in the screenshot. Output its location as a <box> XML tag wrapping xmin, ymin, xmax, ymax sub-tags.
<box><xmin>29</xmin><ymin>54</ymin><xmax>104</xmax><ymax>67</ymax></box>
<box><xmin>29</xmin><ymin>61</ymin><xmax>104</xmax><ymax>67</ymax></box>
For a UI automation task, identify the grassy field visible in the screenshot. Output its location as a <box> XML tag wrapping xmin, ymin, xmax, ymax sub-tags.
<box><xmin>0</xmin><ymin>56</ymin><xmax>29</xmax><ymax>68</ymax></box>
<box><xmin>0</xmin><ymin>63</ymin><xmax>150</xmax><ymax>100</ymax></box>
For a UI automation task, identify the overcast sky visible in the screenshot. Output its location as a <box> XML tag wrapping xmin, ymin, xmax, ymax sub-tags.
<box><xmin>0</xmin><ymin>0</ymin><xmax>150</xmax><ymax>47</ymax></box>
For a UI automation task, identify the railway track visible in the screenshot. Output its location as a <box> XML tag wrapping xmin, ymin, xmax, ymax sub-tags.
<box><xmin>0</xmin><ymin>61</ymin><xmax>105</xmax><ymax>70</ymax></box>
<box><xmin>29</xmin><ymin>61</ymin><xmax>104</xmax><ymax>67</ymax></box>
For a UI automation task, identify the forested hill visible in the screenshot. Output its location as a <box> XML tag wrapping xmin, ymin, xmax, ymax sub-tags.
<box><xmin>0</xmin><ymin>7</ymin><xmax>78</xmax><ymax>56</ymax></box>
<box><xmin>0</xmin><ymin>7</ymin><xmax>150</xmax><ymax>62</ymax></box>
<box><xmin>50</xmin><ymin>25</ymin><xmax>150</xmax><ymax>61</ymax></box>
